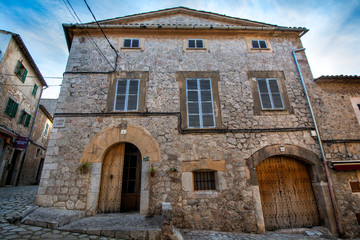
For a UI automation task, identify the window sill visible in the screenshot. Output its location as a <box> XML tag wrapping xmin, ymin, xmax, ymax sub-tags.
<box><xmin>193</xmin><ymin>190</ymin><xmax>219</xmax><ymax>198</ymax></box>
<box><xmin>260</xmin><ymin>108</ymin><xmax>289</xmax><ymax>115</ymax></box>
<box><xmin>120</xmin><ymin>47</ymin><xmax>143</xmax><ymax>52</ymax></box>
<box><xmin>184</xmin><ymin>48</ymin><xmax>208</xmax><ymax>53</ymax></box>
<box><xmin>251</xmin><ymin>48</ymin><xmax>270</xmax><ymax>50</ymax></box>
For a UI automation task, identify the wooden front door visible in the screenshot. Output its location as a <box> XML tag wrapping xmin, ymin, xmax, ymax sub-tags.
<box><xmin>121</xmin><ymin>143</ymin><xmax>141</xmax><ymax>212</ymax></box>
<box><xmin>98</xmin><ymin>143</ymin><xmax>125</xmax><ymax>213</ymax></box>
<box><xmin>256</xmin><ymin>156</ymin><xmax>319</xmax><ymax>230</ymax></box>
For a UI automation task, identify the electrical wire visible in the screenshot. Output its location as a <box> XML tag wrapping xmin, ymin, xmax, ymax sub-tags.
<box><xmin>62</xmin><ymin>0</ymin><xmax>115</xmax><ymax>69</ymax></box>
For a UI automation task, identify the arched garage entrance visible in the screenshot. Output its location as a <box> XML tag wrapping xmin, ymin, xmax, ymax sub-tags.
<box><xmin>256</xmin><ymin>155</ymin><xmax>319</xmax><ymax>230</ymax></box>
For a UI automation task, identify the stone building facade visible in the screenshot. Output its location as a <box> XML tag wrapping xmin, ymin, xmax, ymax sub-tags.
<box><xmin>36</xmin><ymin>7</ymin><xmax>338</xmax><ymax>235</ymax></box>
<box><xmin>0</xmin><ymin>30</ymin><xmax>48</xmax><ymax>186</ymax></box>
<box><xmin>307</xmin><ymin>75</ymin><xmax>360</xmax><ymax>238</ymax></box>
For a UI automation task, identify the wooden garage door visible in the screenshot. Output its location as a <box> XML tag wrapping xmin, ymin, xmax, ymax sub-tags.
<box><xmin>98</xmin><ymin>143</ymin><xmax>125</xmax><ymax>213</ymax></box>
<box><xmin>256</xmin><ymin>156</ymin><xmax>319</xmax><ymax>230</ymax></box>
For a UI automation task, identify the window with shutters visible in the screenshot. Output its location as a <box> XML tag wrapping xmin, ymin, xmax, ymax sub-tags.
<box><xmin>5</xmin><ymin>97</ymin><xmax>18</xmax><ymax>118</ymax></box>
<box><xmin>19</xmin><ymin>109</ymin><xmax>31</xmax><ymax>127</ymax></box>
<box><xmin>350</xmin><ymin>181</ymin><xmax>360</xmax><ymax>193</ymax></box>
<box><xmin>123</xmin><ymin>39</ymin><xmax>140</xmax><ymax>48</ymax></box>
<box><xmin>256</xmin><ymin>78</ymin><xmax>284</xmax><ymax>109</ymax></box>
<box><xmin>32</xmin><ymin>84</ymin><xmax>38</xmax><ymax>96</ymax></box>
<box><xmin>251</xmin><ymin>39</ymin><xmax>268</xmax><ymax>49</ymax></box>
<box><xmin>193</xmin><ymin>171</ymin><xmax>216</xmax><ymax>190</ymax></box>
<box><xmin>107</xmin><ymin>72</ymin><xmax>147</xmax><ymax>112</ymax></box>
<box><xmin>350</xmin><ymin>98</ymin><xmax>360</xmax><ymax>125</ymax></box>
<box><xmin>114</xmin><ymin>79</ymin><xmax>140</xmax><ymax>111</ymax></box>
<box><xmin>248</xmin><ymin>71</ymin><xmax>292</xmax><ymax>115</ymax></box>
<box><xmin>186</xmin><ymin>78</ymin><xmax>215</xmax><ymax>128</ymax></box>
<box><xmin>14</xmin><ymin>60</ymin><xmax>28</xmax><ymax>83</ymax></box>
<box><xmin>178</xmin><ymin>71</ymin><xmax>222</xmax><ymax>129</ymax></box>
<box><xmin>187</xmin><ymin>39</ymin><xmax>204</xmax><ymax>49</ymax></box>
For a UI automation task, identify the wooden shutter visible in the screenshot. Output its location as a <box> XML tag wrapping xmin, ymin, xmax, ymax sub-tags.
<box><xmin>196</xmin><ymin>40</ymin><xmax>204</xmax><ymax>48</ymax></box>
<box><xmin>259</xmin><ymin>40</ymin><xmax>267</xmax><ymax>48</ymax></box>
<box><xmin>186</xmin><ymin>78</ymin><xmax>215</xmax><ymax>128</ymax></box>
<box><xmin>5</xmin><ymin>98</ymin><xmax>13</xmax><ymax>115</ymax></box>
<box><xmin>114</xmin><ymin>79</ymin><xmax>139</xmax><ymax>111</ymax></box>
<box><xmin>251</xmin><ymin>40</ymin><xmax>259</xmax><ymax>48</ymax></box>
<box><xmin>132</xmin><ymin>39</ymin><xmax>139</xmax><ymax>48</ymax></box>
<box><xmin>32</xmin><ymin>84</ymin><xmax>38</xmax><ymax>96</ymax></box>
<box><xmin>24</xmin><ymin>114</ymin><xmax>31</xmax><ymax>127</ymax></box>
<box><xmin>268</xmin><ymin>79</ymin><xmax>283</xmax><ymax>108</ymax></box>
<box><xmin>257</xmin><ymin>78</ymin><xmax>283</xmax><ymax>109</ymax></box>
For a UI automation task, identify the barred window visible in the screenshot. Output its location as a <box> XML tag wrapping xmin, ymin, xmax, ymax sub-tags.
<box><xmin>194</xmin><ymin>171</ymin><xmax>216</xmax><ymax>190</ymax></box>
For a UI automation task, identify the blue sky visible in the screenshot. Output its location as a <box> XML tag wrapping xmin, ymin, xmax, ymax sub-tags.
<box><xmin>1</xmin><ymin>0</ymin><xmax>359</xmax><ymax>98</ymax></box>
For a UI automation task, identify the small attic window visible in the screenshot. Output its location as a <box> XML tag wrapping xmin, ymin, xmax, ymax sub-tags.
<box><xmin>188</xmin><ymin>39</ymin><xmax>204</xmax><ymax>49</ymax></box>
<box><xmin>123</xmin><ymin>39</ymin><xmax>140</xmax><ymax>48</ymax></box>
<box><xmin>251</xmin><ymin>40</ymin><xmax>268</xmax><ymax>49</ymax></box>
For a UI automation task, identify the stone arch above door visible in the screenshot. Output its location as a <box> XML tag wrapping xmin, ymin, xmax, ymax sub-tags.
<box><xmin>80</xmin><ymin>124</ymin><xmax>160</xmax><ymax>215</ymax></box>
<box><xmin>79</xmin><ymin>124</ymin><xmax>161</xmax><ymax>164</ymax></box>
<box><xmin>246</xmin><ymin>144</ymin><xmax>324</xmax><ymax>186</ymax></box>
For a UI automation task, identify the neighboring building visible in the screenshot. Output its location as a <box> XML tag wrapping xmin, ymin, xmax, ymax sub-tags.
<box><xmin>36</xmin><ymin>7</ymin><xmax>339</xmax><ymax>235</ymax></box>
<box><xmin>0</xmin><ymin>30</ymin><xmax>48</xmax><ymax>186</ymax></box>
<box><xmin>308</xmin><ymin>75</ymin><xmax>360</xmax><ymax>238</ymax></box>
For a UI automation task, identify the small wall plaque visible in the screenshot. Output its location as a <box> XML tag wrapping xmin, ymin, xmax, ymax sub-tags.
<box><xmin>54</xmin><ymin>118</ymin><xmax>65</xmax><ymax>128</ymax></box>
<box><xmin>143</xmin><ymin>156</ymin><xmax>149</xmax><ymax>161</ymax></box>
<box><xmin>121</xmin><ymin>129</ymin><xmax>127</xmax><ymax>134</ymax></box>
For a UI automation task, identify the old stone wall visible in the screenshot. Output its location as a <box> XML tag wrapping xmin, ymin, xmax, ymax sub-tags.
<box><xmin>308</xmin><ymin>79</ymin><xmax>360</xmax><ymax>237</ymax></box>
<box><xmin>36</xmin><ymin>29</ymin><xmax>331</xmax><ymax>233</ymax></box>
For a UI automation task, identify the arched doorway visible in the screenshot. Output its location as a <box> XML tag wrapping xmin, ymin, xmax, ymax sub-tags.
<box><xmin>98</xmin><ymin>142</ymin><xmax>142</xmax><ymax>213</ymax></box>
<box><xmin>256</xmin><ymin>155</ymin><xmax>319</xmax><ymax>230</ymax></box>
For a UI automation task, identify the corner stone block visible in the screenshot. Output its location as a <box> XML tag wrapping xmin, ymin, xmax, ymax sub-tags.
<box><xmin>182</xmin><ymin>172</ymin><xmax>193</xmax><ymax>192</ymax></box>
<box><xmin>35</xmin><ymin>195</ymin><xmax>54</xmax><ymax>207</ymax></box>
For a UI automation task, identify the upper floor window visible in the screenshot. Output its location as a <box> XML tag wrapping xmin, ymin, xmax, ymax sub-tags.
<box><xmin>188</xmin><ymin>39</ymin><xmax>204</xmax><ymax>49</ymax></box>
<box><xmin>123</xmin><ymin>39</ymin><xmax>140</xmax><ymax>48</ymax></box>
<box><xmin>114</xmin><ymin>79</ymin><xmax>140</xmax><ymax>111</ymax></box>
<box><xmin>186</xmin><ymin>78</ymin><xmax>215</xmax><ymax>128</ymax></box>
<box><xmin>43</xmin><ymin>123</ymin><xmax>49</xmax><ymax>137</ymax></box>
<box><xmin>14</xmin><ymin>60</ymin><xmax>28</xmax><ymax>82</ymax></box>
<box><xmin>19</xmin><ymin>110</ymin><xmax>31</xmax><ymax>127</ymax></box>
<box><xmin>5</xmin><ymin>97</ymin><xmax>18</xmax><ymax>118</ymax></box>
<box><xmin>251</xmin><ymin>40</ymin><xmax>268</xmax><ymax>49</ymax></box>
<box><xmin>257</xmin><ymin>78</ymin><xmax>284</xmax><ymax>109</ymax></box>
<box><xmin>32</xmin><ymin>84</ymin><xmax>38</xmax><ymax>96</ymax></box>
<box><xmin>194</xmin><ymin>171</ymin><xmax>216</xmax><ymax>190</ymax></box>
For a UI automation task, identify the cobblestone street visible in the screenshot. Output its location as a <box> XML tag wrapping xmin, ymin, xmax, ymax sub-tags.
<box><xmin>0</xmin><ymin>185</ymin><xmax>350</xmax><ymax>240</ymax></box>
<box><xmin>0</xmin><ymin>186</ymin><xmax>116</xmax><ymax>240</ymax></box>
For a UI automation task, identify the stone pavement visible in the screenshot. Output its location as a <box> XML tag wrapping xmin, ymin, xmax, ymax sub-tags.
<box><xmin>0</xmin><ymin>185</ymin><xmax>353</xmax><ymax>240</ymax></box>
<box><xmin>0</xmin><ymin>185</ymin><xmax>116</xmax><ymax>240</ymax></box>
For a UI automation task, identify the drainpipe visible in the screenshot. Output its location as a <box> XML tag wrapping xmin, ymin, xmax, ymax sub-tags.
<box><xmin>15</xmin><ymin>86</ymin><xmax>45</xmax><ymax>185</ymax></box>
<box><xmin>292</xmin><ymin>48</ymin><xmax>343</xmax><ymax>235</ymax></box>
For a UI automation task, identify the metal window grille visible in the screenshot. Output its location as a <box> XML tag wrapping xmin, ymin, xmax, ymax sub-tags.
<box><xmin>194</xmin><ymin>171</ymin><xmax>215</xmax><ymax>190</ymax></box>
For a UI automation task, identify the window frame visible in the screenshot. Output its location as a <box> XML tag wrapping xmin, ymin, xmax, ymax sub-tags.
<box><xmin>185</xmin><ymin>78</ymin><xmax>216</xmax><ymax>128</ymax></box>
<box><xmin>251</xmin><ymin>39</ymin><xmax>268</xmax><ymax>49</ymax></box>
<box><xmin>187</xmin><ymin>39</ymin><xmax>205</xmax><ymax>49</ymax></box>
<box><xmin>43</xmin><ymin>123</ymin><xmax>50</xmax><ymax>137</ymax></box>
<box><xmin>256</xmin><ymin>78</ymin><xmax>284</xmax><ymax>110</ymax></box>
<box><xmin>5</xmin><ymin>97</ymin><xmax>18</xmax><ymax>118</ymax></box>
<box><xmin>114</xmin><ymin>79</ymin><xmax>140</xmax><ymax>112</ymax></box>
<box><xmin>122</xmin><ymin>38</ymin><xmax>140</xmax><ymax>48</ymax></box>
<box><xmin>14</xmin><ymin>60</ymin><xmax>28</xmax><ymax>83</ymax></box>
<box><xmin>193</xmin><ymin>171</ymin><xmax>216</xmax><ymax>191</ymax></box>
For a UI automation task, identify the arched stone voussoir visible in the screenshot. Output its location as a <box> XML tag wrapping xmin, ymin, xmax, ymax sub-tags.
<box><xmin>246</xmin><ymin>144</ymin><xmax>322</xmax><ymax>186</ymax></box>
<box><xmin>79</xmin><ymin>124</ymin><xmax>161</xmax><ymax>164</ymax></box>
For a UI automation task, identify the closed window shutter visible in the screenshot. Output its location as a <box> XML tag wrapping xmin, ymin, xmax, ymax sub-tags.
<box><xmin>188</xmin><ymin>40</ymin><xmax>196</xmax><ymax>48</ymax></box>
<box><xmin>257</xmin><ymin>79</ymin><xmax>272</xmax><ymax>109</ymax></box>
<box><xmin>24</xmin><ymin>114</ymin><xmax>31</xmax><ymax>127</ymax></box>
<box><xmin>257</xmin><ymin>78</ymin><xmax>284</xmax><ymax>109</ymax></box>
<box><xmin>32</xmin><ymin>84</ymin><xmax>38</xmax><ymax>96</ymax></box>
<box><xmin>132</xmin><ymin>39</ymin><xmax>139</xmax><ymax>48</ymax></box>
<box><xmin>123</xmin><ymin>39</ymin><xmax>131</xmax><ymax>47</ymax></box>
<box><xmin>114</xmin><ymin>79</ymin><xmax>139</xmax><ymax>111</ymax></box>
<box><xmin>196</xmin><ymin>40</ymin><xmax>204</xmax><ymax>48</ymax></box>
<box><xmin>5</xmin><ymin>98</ymin><xmax>13</xmax><ymax>115</ymax></box>
<box><xmin>259</xmin><ymin>40</ymin><xmax>267</xmax><ymax>48</ymax></box>
<box><xmin>186</xmin><ymin>78</ymin><xmax>215</xmax><ymax>128</ymax></box>
<box><xmin>251</xmin><ymin>40</ymin><xmax>259</xmax><ymax>48</ymax></box>
<box><xmin>44</xmin><ymin>123</ymin><xmax>49</xmax><ymax>136</ymax></box>
<box><xmin>268</xmin><ymin>79</ymin><xmax>283</xmax><ymax>108</ymax></box>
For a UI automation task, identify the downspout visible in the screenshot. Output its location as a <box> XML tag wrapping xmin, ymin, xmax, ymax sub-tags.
<box><xmin>15</xmin><ymin>86</ymin><xmax>45</xmax><ymax>185</ymax></box>
<box><xmin>292</xmin><ymin>48</ymin><xmax>343</xmax><ymax>235</ymax></box>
